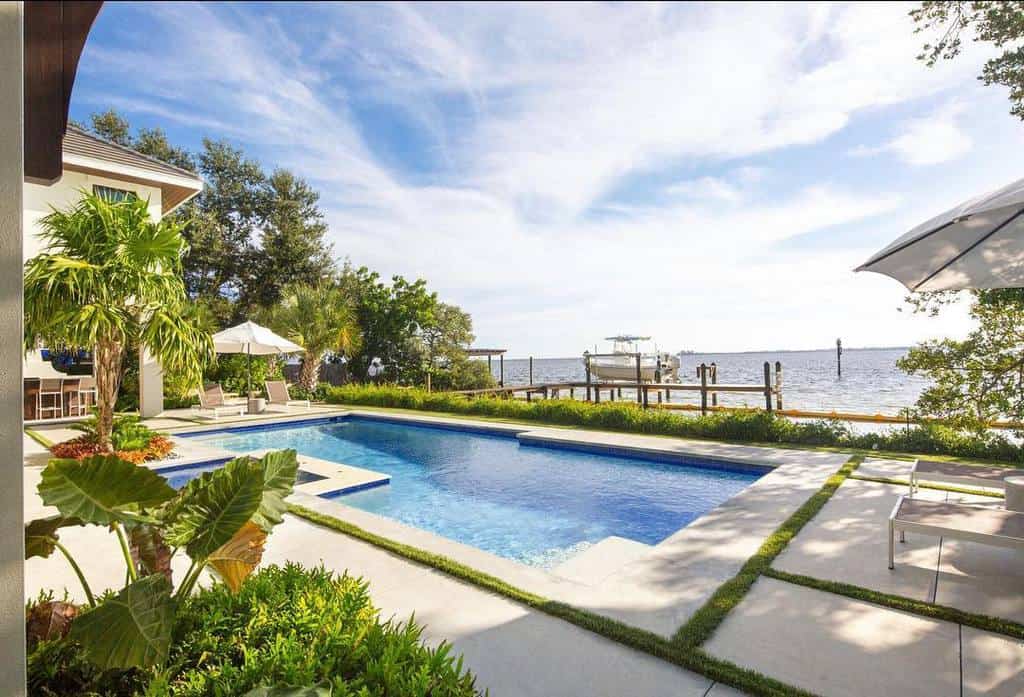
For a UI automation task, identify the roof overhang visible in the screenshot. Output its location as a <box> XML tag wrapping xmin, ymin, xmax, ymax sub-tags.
<box><xmin>62</xmin><ymin>151</ymin><xmax>203</xmax><ymax>215</ymax></box>
<box><xmin>24</xmin><ymin>1</ymin><xmax>104</xmax><ymax>184</ymax></box>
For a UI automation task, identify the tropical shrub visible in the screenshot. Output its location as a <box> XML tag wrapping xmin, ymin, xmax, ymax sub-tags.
<box><xmin>27</xmin><ymin>564</ymin><xmax>480</xmax><ymax>697</ymax></box>
<box><xmin>24</xmin><ymin>450</ymin><xmax>299</xmax><ymax>672</ymax></box>
<box><xmin>324</xmin><ymin>384</ymin><xmax>1024</xmax><ymax>463</ymax></box>
<box><xmin>287</xmin><ymin>381</ymin><xmax>331</xmax><ymax>402</ymax></box>
<box><xmin>51</xmin><ymin>415</ymin><xmax>174</xmax><ymax>463</ymax></box>
<box><xmin>205</xmin><ymin>353</ymin><xmax>283</xmax><ymax>396</ymax></box>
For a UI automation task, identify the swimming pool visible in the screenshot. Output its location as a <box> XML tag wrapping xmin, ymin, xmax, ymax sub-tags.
<box><xmin>188</xmin><ymin>417</ymin><xmax>765</xmax><ymax>568</ymax></box>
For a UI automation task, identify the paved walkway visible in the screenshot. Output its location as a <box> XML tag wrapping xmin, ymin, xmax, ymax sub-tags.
<box><xmin>24</xmin><ymin>459</ymin><xmax>718</xmax><ymax>696</ymax></box>
<box><xmin>705</xmin><ymin>576</ymin><xmax>1023</xmax><ymax>697</ymax></box>
<box><xmin>23</xmin><ymin>423</ymin><xmax>1024</xmax><ymax>696</ymax></box>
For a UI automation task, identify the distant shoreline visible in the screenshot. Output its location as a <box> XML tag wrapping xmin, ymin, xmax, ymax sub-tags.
<box><xmin>501</xmin><ymin>347</ymin><xmax>911</xmax><ymax>361</ymax></box>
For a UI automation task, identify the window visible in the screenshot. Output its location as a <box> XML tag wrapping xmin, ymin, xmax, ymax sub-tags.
<box><xmin>92</xmin><ymin>185</ymin><xmax>136</xmax><ymax>202</ymax></box>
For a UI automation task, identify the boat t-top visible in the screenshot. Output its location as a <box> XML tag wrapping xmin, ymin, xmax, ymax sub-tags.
<box><xmin>583</xmin><ymin>335</ymin><xmax>680</xmax><ymax>383</ymax></box>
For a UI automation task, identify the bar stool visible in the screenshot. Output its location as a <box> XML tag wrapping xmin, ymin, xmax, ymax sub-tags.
<box><xmin>76</xmin><ymin>376</ymin><xmax>97</xmax><ymax>416</ymax></box>
<box><xmin>62</xmin><ymin>378</ymin><xmax>81</xmax><ymax>417</ymax></box>
<box><xmin>37</xmin><ymin>378</ymin><xmax>64</xmax><ymax>419</ymax></box>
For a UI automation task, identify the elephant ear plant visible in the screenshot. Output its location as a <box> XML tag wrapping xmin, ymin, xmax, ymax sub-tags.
<box><xmin>25</xmin><ymin>449</ymin><xmax>299</xmax><ymax>670</ymax></box>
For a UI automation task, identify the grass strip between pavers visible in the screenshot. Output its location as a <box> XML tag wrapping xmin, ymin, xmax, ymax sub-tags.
<box><xmin>763</xmin><ymin>567</ymin><xmax>1024</xmax><ymax>640</ymax></box>
<box><xmin>24</xmin><ymin>428</ymin><xmax>54</xmax><ymax>448</ymax></box>
<box><xmin>671</xmin><ymin>455</ymin><xmax>863</xmax><ymax>648</ymax></box>
<box><xmin>286</xmin><ymin>502</ymin><xmax>819</xmax><ymax>697</ymax></box>
<box><xmin>847</xmin><ymin>473</ymin><xmax>1004</xmax><ymax>499</ymax></box>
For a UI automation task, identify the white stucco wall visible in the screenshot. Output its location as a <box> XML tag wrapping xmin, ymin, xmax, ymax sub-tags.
<box><xmin>23</xmin><ymin>170</ymin><xmax>162</xmax><ymax>261</ymax></box>
<box><xmin>1</xmin><ymin>3</ymin><xmax>26</xmax><ymax>694</ymax></box>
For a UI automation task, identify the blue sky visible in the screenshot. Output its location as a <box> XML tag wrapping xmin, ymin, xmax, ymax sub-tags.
<box><xmin>72</xmin><ymin>2</ymin><xmax>1023</xmax><ymax>356</ymax></box>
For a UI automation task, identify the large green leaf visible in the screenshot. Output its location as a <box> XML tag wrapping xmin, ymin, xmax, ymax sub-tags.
<box><xmin>250</xmin><ymin>449</ymin><xmax>299</xmax><ymax>532</ymax></box>
<box><xmin>69</xmin><ymin>574</ymin><xmax>175</xmax><ymax>669</ymax></box>
<box><xmin>244</xmin><ymin>684</ymin><xmax>332</xmax><ymax>697</ymax></box>
<box><xmin>37</xmin><ymin>455</ymin><xmax>175</xmax><ymax>525</ymax></box>
<box><xmin>164</xmin><ymin>458</ymin><xmax>264</xmax><ymax>558</ymax></box>
<box><xmin>24</xmin><ymin>515</ymin><xmax>83</xmax><ymax>559</ymax></box>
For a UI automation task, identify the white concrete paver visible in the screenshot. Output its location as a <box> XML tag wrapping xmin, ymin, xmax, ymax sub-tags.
<box><xmin>773</xmin><ymin>478</ymin><xmax>944</xmax><ymax>600</ymax></box>
<box><xmin>774</xmin><ymin>478</ymin><xmax>1024</xmax><ymax>621</ymax></box>
<box><xmin>961</xmin><ymin>626</ymin><xmax>1024</xmax><ymax>697</ymax></box>
<box><xmin>705</xmin><ymin>577</ymin><xmax>962</xmax><ymax>697</ymax></box>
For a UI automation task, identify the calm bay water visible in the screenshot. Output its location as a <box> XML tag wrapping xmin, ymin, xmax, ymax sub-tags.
<box><xmin>489</xmin><ymin>348</ymin><xmax>929</xmax><ymax>416</ymax></box>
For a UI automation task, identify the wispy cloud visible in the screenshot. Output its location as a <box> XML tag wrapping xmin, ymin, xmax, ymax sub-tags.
<box><xmin>850</xmin><ymin>101</ymin><xmax>973</xmax><ymax>165</ymax></box>
<box><xmin>73</xmin><ymin>1</ymin><xmax>1012</xmax><ymax>352</ymax></box>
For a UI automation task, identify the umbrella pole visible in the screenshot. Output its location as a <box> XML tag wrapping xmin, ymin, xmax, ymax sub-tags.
<box><xmin>247</xmin><ymin>345</ymin><xmax>251</xmax><ymax>398</ymax></box>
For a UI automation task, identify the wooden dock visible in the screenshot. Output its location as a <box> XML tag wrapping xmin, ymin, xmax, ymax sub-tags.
<box><xmin>449</xmin><ymin>360</ymin><xmax>783</xmax><ymax>414</ymax></box>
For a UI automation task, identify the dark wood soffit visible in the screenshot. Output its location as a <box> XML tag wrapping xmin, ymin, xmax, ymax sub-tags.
<box><xmin>24</xmin><ymin>1</ymin><xmax>103</xmax><ymax>185</ymax></box>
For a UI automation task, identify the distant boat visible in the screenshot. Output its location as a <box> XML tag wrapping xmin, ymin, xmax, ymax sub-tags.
<box><xmin>584</xmin><ymin>335</ymin><xmax>680</xmax><ymax>382</ymax></box>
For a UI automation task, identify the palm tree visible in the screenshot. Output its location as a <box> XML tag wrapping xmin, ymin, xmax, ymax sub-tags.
<box><xmin>24</xmin><ymin>192</ymin><xmax>214</xmax><ymax>451</ymax></box>
<box><xmin>265</xmin><ymin>283</ymin><xmax>361</xmax><ymax>391</ymax></box>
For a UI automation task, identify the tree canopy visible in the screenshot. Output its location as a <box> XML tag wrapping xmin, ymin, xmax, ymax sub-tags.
<box><xmin>73</xmin><ymin>110</ymin><xmax>484</xmax><ymax>391</ymax></box>
<box><xmin>899</xmin><ymin>289</ymin><xmax>1024</xmax><ymax>432</ymax></box>
<box><xmin>912</xmin><ymin>1</ymin><xmax>1024</xmax><ymax>119</ymax></box>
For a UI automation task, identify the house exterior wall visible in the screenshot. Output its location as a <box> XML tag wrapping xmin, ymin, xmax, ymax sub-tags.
<box><xmin>23</xmin><ymin>169</ymin><xmax>163</xmax><ymax>261</ymax></box>
<box><xmin>1</xmin><ymin>3</ymin><xmax>27</xmax><ymax>693</ymax></box>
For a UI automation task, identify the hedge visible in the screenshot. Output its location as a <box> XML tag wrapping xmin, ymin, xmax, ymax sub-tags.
<box><xmin>324</xmin><ymin>384</ymin><xmax>1024</xmax><ymax>464</ymax></box>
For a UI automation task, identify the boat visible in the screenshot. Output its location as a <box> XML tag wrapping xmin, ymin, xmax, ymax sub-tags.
<box><xmin>583</xmin><ymin>335</ymin><xmax>680</xmax><ymax>382</ymax></box>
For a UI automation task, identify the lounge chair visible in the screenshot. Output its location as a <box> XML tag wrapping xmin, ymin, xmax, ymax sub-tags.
<box><xmin>265</xmin><ymin>380</ymin><xmax>310</xmax><ymax>410</ymax></box>
<box><xmin>191</xmin><ymin>383</ymin><xmax>244</xmax><ymax>420</ymax></box>
<box><xmin>910</xmin><ymin>459</ymin><xmax>1016</xmax><ymax>495</ymax></box>
<box><xmin>888</xmin><ymin>495</ymin><xmax>1023</xmax><ymax>569</ymax></box>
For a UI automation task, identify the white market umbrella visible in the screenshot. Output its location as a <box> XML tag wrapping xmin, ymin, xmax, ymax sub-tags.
<box><xmin>212</xmin><ymin>320</ymin><xmax>304</xmax><ymax>395</ymax></box>
<box><xmin>856</xmin><ymin>177</ymin><xmax>1024</xmax><ymax>292</ymax></box>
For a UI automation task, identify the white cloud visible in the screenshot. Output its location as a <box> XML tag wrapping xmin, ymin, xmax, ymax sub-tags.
<box><xmin>665</xmin><ymin>177</ymin><xmax>742</xmax><ymax>203</ymax></box>
<box><xmin>74</xmin><ymin>1</ymin><xmax>1009</xmax><ymax>354</ymax></box>
<box><xmin>850</xmin><ymin>101</ymin><xmax>973</xmax><ymax>165</ymax></box>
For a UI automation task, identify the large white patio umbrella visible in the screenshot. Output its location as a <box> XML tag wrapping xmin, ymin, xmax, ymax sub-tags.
<box><xmin>856</xmin><ymin>177</ymin><xmax>1024</xmax><ymax>291</ymax></box>
<box><xmin>212</xmin><ymin>320</ymin><xmax>304</xmax><ymax>396</ymax></box>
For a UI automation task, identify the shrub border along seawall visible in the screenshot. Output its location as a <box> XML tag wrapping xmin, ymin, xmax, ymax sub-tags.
<box><xmin>324</xmin><ymin>384</ymin><xmax>1024</xmax><ymax>464</ymax></box>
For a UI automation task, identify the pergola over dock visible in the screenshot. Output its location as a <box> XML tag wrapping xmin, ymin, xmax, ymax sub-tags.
<box><xmin>467</xmin><ymin>348</ymin><xmax>507</xmax><ymax>386</ymax></box>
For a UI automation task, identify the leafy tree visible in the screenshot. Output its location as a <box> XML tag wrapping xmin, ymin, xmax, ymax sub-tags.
<box><xmin>82</xmin><ymin>109</ymin><xmax>195</xmax><ymax>171</ymax></box>
<box><xmin>912</xmin><ymin>1</ymin><xmax>1024</xmax><ymax>118</ymax></box>
<box><xmin>899</xmin><ymin>289</ymin><xmax>1024</xmax><ymax>432</ymax></box>
<box><xmin>178</xmin><ymin>139</ymin><xmax>270</xmax><ymax>318</ymax></box>
<box><xmin>74</xmin><ymin>111</ymin><xmax>337</xmax><ymax>323</ymax></box>
<box><xmin>132</xmin><ymin>127</ymin><xmax>196</xmax><ymax>172</ymax></box>
<box><xmin>24</xmin><ymin>193</ymin><xmax>214</xmax><ymax>450</ymax></box>
<box><xmin>263</xmin><ymin>283</ymin><xmax>361</xmax><ymax>391</ymax></box>
<box><xmin>243</xmin><ymin>169</ymin><xmax>335</xmax><ymax>309</ymax></box>
<box><xmin>416</xmin><ymin>303</ymin><xmax>475</xmax><ymax>390</ymax></box>
<box><xmin>342</xmin><ymin>265</ymin><xmax>438</xmax><ymax>382</ymax></box>
<box><xmin>88</xmin><ymin>109</ymin><xmax>132</xmax><ymax>146</ymax></box>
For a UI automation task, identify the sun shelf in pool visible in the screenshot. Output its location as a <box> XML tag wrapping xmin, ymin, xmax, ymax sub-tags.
<box><xmin>188</xmin><ymin>417</ymin><xmax>766</xmax><ymax>568</ymax></box>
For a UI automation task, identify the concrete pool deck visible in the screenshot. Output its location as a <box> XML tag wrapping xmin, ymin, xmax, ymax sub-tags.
<box><xmin>23</xmin><ymin>412</ymin><xmax>1024</xmax><ymax>696</ymax></box>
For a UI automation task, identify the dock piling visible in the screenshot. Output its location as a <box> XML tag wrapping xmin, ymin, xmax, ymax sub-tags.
<box><xmin>763</xmin><ymin>362</ymin><xmax>772</xmax><ymax>412</ymax></box>
<box><xmin>635</xmin><ymin>353</ymin><xmax>642</xmax><ymax>405</ymax></box>
<box><xmin>775</xmin><ymin>361</ymin><xmax>783</xmax><ymax>411</ymax></box>
<box><xmin>699</xmin><ymin>363</ymin><xmax>708</xmax><ymax>415</ymax></box>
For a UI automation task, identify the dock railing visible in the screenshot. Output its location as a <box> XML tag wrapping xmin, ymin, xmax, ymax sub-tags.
<box><xmin>449</xmin><ymin>360</ymin><xmax>783</xmax><ymax>414</ymax></box>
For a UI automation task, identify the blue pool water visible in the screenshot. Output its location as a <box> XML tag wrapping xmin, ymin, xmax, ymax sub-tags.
<box><xmin>189</xmin><ymin>418</ymin><xmax>764</xmax><ymax>567</ymax></box>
